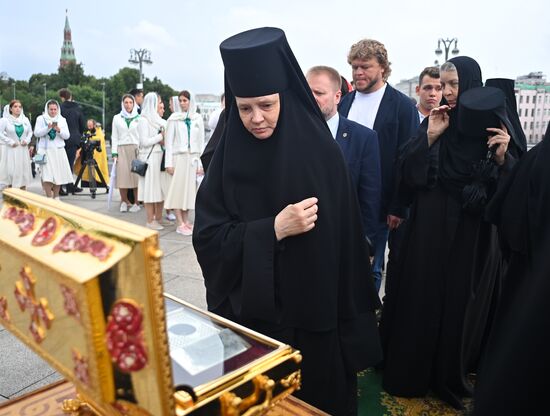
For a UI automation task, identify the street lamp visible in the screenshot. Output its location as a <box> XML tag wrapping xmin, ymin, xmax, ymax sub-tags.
<box><xmin>101</xmin><ymin>82</ymin><xmax>106</xmax><ymax>131</ymax></box>
<box><xmin>43</xmin><ymin>83</ymin><xmax>47</xmax><ymax>101</ymax></box>
<box><xmin>128</xmin><ymin>49</ymin><xmax>152</xmax><ymax>86</ymax></box>
<box><xmin>434</xmin><ymin>38</ymin><xmax>459</xmax><ymax>66</ymax></box>
<box><xmin>12</xmin><ymin>83</ymin><xmax>16</xmax><ymax>99</ymax></box>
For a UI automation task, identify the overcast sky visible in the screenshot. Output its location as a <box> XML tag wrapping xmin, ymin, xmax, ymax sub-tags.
<box><xmin>2</xmin><ymin>0</ymin><xmax>549</xmax><ymax>94</ymax></box>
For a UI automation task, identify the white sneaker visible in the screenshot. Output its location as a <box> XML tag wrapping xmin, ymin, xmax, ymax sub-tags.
<box><xmin>129</xmin><ymin>204</ymin><xmax>141</xmax><ymax>213</ymax></box>
<box><xmin>146</xmin><ymin>221</ymin><xmax>164</xmax><ymax>231</ymax></box>
<box><xmin>120</xmin><ymin>202</ymin><xmax>128</xmax><ymax>212</ymax></box>
<box><xmin>166</xmin><ymin>213</ymin><xmax>176</xmax><ymax>221</ymax></box>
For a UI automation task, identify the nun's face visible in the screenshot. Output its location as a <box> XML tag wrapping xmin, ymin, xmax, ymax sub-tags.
<box><xmin>179</xmin><ymin>95</ymin><xmax>190</xmax><ymax>112</ymax></box>
<box><xmin>10</xmin><ymin>102</ymin><xmax>22</xmax><ymax>116</ymax></box>
<box><xmin>123</xmin><ymin>97</ymin><xmax>134</xmax><ymax>113</ymax></box>
<box><xmin>47</xmin><ymin>103</ymin><xmax>58</xmax><ymax>118</ymax></box>
<box><xmin>440</xmin><ymin>70</ymin><xmax>459</xmax><ymax>109</ymax></box>
<box><xmin>236</xmin><ymin>93</ymin><xmax>280</xmax><ymax>140</ymax></box>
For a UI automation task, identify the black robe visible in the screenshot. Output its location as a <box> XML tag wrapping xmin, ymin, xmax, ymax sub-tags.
<box><xmin>192</xmin><ymin>27</ymin><xmax>381</xmax><ymax>415</ymax></box>
<box><xmin>474</xmin><ymin>124</ymin><xmax>550</xmax><ymax>415</ymax></box>
<box><xmin>379</xmin><ymin>56</ymin><xmax>517</xmax><ymax>409</ymax></box>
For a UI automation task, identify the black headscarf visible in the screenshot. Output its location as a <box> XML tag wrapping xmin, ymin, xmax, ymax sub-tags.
<box><xmin>438</xmin><ymin>56</ymin><xmax>499</xmax><ymax>211</ymax></box>
<box><xmin>193</xmin><ymin>27</ymin><xmax>380</xmax><ymax>334</ymax></box>
<box><xmin>485</xmin><ymin>78</ymin><xmax>527</xmax><ymax>155</ymax></box>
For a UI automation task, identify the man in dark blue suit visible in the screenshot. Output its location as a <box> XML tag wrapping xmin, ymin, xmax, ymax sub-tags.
<box><xmin>338</xmin><ymin>39</ymin><xmax>419</xmax><ymax>292</ymax></box>
<box><xmin>307</xmin><ymin>66</ymin><xmax>381</xmax><ymax>247</ymax></box>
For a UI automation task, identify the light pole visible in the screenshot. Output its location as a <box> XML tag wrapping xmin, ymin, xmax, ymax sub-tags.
<box><xmin>128</xmin><ymin>49</ymin><xmax>152</xmax><ymax>86</ymax></box>
<box><xmin>12</xmin><ymin>83</ymin><xmax>16</xmax><ymax>99</ymax></box>
<box><xmin>434</xmin><ymin>38</ymin><xmax>459</xmax><ymax>66</ymax></box>
<box><xmin>101</xmin><ymin>82</ymin><xmax>106</xmax><ymax>130</ymax></box>
<box><xmin>43</xmin><ymin>83</ymin><xmax>47</xmax><ymax>101</ymax></box>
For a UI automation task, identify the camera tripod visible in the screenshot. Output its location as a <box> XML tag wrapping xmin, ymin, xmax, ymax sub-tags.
<box><xmin>74</xmin><ymin>156</ymin><xmax>109</xmax><ymax>199</ymax></box>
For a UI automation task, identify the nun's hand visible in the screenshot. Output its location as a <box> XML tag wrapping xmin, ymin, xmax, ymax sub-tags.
<box><xmin>166</xmin><ymin>167</ymin><xmax>175</xmax><ymax>175</ymax></box>
<box><xmin>274</xmin><ymin>197</ymin><xmax>318</xmax><ymax>241</ymax></box>
<box><xmin>487</xmin><ymin>123</ymin><xmax>510</xmax><ymax>165</ymax></box>
<box><xmin>427</xmin><ymin>105</ymin><xmax>451</xmax><ymax>146</ymax></box>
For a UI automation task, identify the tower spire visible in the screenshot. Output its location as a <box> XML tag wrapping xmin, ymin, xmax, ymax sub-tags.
<box><xmin>60</xmin><ymin>9</ymin><xmax>76</xmax><ymax>69</ymax></box>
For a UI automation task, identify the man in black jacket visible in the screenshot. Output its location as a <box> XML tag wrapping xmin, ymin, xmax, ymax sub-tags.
<box><xmin>59</xmin><ymin>88</ymin><xmax>85</xmax><ymax>194</ymax></box>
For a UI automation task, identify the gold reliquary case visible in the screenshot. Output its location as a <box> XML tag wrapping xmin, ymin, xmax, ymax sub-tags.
<box><xmin>0</xmin><ymin>189</ymin><xmax>301</xmax><ymax>415</ymax></box>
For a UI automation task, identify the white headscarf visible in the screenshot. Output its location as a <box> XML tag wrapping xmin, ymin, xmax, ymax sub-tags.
<box><xmin>140</xmin><ymin>92</ymin><xmax>166</xmax><ymax>130</ymax></box>
<box><xmin>168</xmin><ymin>96</ymin><xmax>183</xmax><ymax>121</ymax></box>
<box><xmin>120</xmin><ymin>94</ymin><xmax>139</xmax><ymax>119</ymax></box>
<box><xmin>168</xmin><ymin>91</ymin><xmax>198</xmax><ymax>121</ymax></box>
<box><xmin>4</xmin><ymin>102</ymin><xmax>31</xmax><ymax>127</ymax></box>
<box><xmin>42</xmin><ymin>99</ymin><xmax>61</xmax><ymax>123</ymax></box>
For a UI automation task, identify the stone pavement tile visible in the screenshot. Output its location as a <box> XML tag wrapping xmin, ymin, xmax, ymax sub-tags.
<box><xmin>159</xmin><ymin>237</ymin><xmax>190</xmax><ymax>258</ymax></box>
<box><xmin>0</xmin><ymin>394</ymin><xmax>8</xmax><ymax>404</ymax></box>
<box><xmin>161</xmin><ymin>247</ymin><xmax>204</xmax><ymax>280</ymax></box>
<box><xmin>163</xmin><ymin>272</ymin><xmax>207</xmax><ymax>310</ymax></box>
<box><xmin>11</xmin><ymin>372</ymin><xmax>63</xmax><ymax>399</ymax></box>
<box><xmin>0</xmin><ymin>331</ymin><xmax>56</xmax><ymax>398</ymax></box>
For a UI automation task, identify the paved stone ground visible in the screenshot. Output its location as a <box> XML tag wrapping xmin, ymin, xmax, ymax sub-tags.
<box><xmin>0</xmin><ymin>176</ymin><xmax>206</xmax><ymax>403</ymax></box>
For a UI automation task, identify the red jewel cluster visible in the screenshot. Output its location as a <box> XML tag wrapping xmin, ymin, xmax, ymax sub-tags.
<box><xmin>3</xmin><ymin>206</ymin><xmax>35</xmax><ymax>236</ymax></box>
<box><xmin>72</xmin><ymin>349</ymin><xmax>90</xmax><ymax>386</ymax></box>
<box><xmin>105</xmin><ymin>300</ymin><xmax>148</xmax><ymax>373</ymax></box>
<box><xmin>60</xmin><ymin>284</ymin><xmax>81</xmax><ymax>322</ymax></box>
<box><xmin>3</xmin><ymin>206</ymin><xmax>113</xmax><ymax>262</ymax></box>
<box><xmin>53</xmin><ymin>230</ymin><xmax>113</xmax><ymax>261</ymax></box>
<box><xmin>32</xmin><ymin>217</ymin><xmax>59</xmax><ymax>246</ymax></box>
<box><xmin>0</xmin><ymin>296</ymin><xmax>10</xmax><ymax>322</ymax></box>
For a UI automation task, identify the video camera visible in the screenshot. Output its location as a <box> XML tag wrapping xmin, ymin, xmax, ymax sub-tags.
<box><xmin>80</xmin><ymin>131</ymin><xmax>101</xmax><ymax>162</ymax></box>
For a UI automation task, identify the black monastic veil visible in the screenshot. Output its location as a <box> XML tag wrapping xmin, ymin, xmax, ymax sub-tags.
<box><xmin>192</xmin><ymin>27</ymin><xmax>381</xmax><ymax>414</ymax></box>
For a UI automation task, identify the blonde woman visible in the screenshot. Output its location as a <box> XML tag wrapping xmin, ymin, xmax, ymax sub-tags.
<box><xmin>33</xmin><ymin>100</ymin><xmax>74</xmax><ymax>199</ymax></box>
<box><xmin>111</xmin><ymin>94</ymin><xmax>141</xmax><ymax>212</ymax></box>
<box><xmin>164</xmin><ymin>90</ymin><xmax>204</xmax><ymax>235</ymax></box>
<box><xmin>137</xmin><ymin>92</ymin><xmax>167</xmax><ymax>230</ymax></box>
<box><xmin>0</xmin><ymin>100</ymin><xmax>33</xmax><ymax>189</ymax></box>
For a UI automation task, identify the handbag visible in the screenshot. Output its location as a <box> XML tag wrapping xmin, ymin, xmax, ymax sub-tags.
<box><xmin>33</xmin><ymin>154</ymin><xmax>47</xmax><ymax>165</ymax></box>
<box><xmin>131</xmin><ymin>145</ymin><xmax>155</xmax><ymax>177</ymax></box>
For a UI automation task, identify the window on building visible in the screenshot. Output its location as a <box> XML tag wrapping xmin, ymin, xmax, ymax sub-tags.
<box><xmin>537</xmin><ymin>109</ymin><xmax>541</xmax><ymax>116</ymax></box>
<box><xmin>524</xmin><ymin>121</ymin><xmax>527</xmax><ymax>129</ymax></box>
<box><xmin>539</xmin><ymin>95</ymin><xmax>542</xmax><ymax>103</ymax></box>
<box><xmin>530</xmin><ymin>122</ymin><xmax>534</xmax><ymax>129</ymax></box>
<box><xmin>532</xmin><ymin>109</ymin><xmax>535</xmax><ymax>117</ymax></box>
<box><xmin>526</xmin><ymin>96</ymin><xmax>530</xmax><ymax>104</ymax></box>
<box><xmin>520</xmin><ymin>95</ymin><xmax>523</xmax><ymax>104</ymax></box>
<box><xmin>536</xmin><ymin>122</ymin><xmax>539</xmax><ymax>128</ymax></box>
<box><xmin>519</xmin><ymin>109</ymin><xmax>522</xmax><ymax>117</ymax></box>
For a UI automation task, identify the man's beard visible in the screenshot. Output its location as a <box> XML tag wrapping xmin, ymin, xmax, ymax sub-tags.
<box><xmin>356</xmin><ymin>77</ymin><xmax>380</xmax><ymax>93</ymax></box>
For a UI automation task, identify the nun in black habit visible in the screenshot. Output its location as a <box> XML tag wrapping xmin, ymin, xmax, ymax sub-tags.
<box><xmin>379</xmin><ymin>56</ymin><xmax>522</xmax><ymax>409</ymax></box>
<box><xmin>474</xmin><ymin>123</ymin><xmax>550</xmax><ymax>415</ymax></box>
<box><xmin>192</xmin><ymin>27</ymin><xmax>381</xmax><ymax>415</ymax></box>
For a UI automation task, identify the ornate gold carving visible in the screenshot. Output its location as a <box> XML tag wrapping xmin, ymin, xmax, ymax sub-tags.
<box><xmin>62</xmin><ymin>395</ymin><xmax>90</xmax><ymax>414</ymax></box>
<box><xmin>14</xmin><ymin>266</ymin><xmax>54</xmax><ymax>343</ymax></box>
<box><xmin>280</xmin><ymin>370</ymin><xmax>301</xmax><ymax>390</ymax></box>
<box><xmin>220</xmin><ymin>374</ymin><xmax>277</xmax><ymax>416</ymax></box>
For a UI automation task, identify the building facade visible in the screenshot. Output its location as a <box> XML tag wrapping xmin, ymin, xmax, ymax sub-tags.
<box><xmin>516</xmin><ymin>72</ymin><xmax>550</xmax><ymax>146</ymax></box>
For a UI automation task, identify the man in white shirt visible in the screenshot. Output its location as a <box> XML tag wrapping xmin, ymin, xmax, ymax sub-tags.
<box><xmin>339</xmin><ymin>38</ymin><xmax>419</xmax><ymax>293</ymax></box>
<box><xmin>416</xmin><ymin>66</ymin><xmax>442</xmax><ymax>123</ymax></box>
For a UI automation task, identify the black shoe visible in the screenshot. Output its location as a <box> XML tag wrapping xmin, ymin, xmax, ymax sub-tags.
<box><xmin>59</xmin><ymin>187</ymin><xmax>68</xmax><ymax>196</ymax></box>
<box><xmin>73</xmin><ymin>186</ymin><xmax>83</xmax><ymax>193</ymax></box>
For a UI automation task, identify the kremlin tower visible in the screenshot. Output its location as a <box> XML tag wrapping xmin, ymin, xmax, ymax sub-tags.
<box><xmin>59</xmin><ymin>10</ymin><xmax>76</xmax><ymax>68</ymax></box>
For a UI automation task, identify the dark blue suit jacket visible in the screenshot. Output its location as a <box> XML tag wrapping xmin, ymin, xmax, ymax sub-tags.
<box><xmin>339</xmin><ymin>84</ymin><xmax>419</xmax><ymax>220</ymax></box>
<box><xmin>335</xmin><ymin>115</ymin><xmax>381</xmax><ymax>243</ymax></box>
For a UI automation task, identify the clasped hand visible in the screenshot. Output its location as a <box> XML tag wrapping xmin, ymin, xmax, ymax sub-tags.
<box><xmin>274</xmin><ymin>197</ymin><xmax>318</xmax><ymax>241</ymax></box>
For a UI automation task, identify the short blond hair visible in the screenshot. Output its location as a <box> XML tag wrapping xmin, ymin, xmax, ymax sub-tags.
<box><xmin>347</xmin><ymin>39</ymin><xmax>392</xmax><ymax>81</ymax></box>
<box><xmin>306</xmin><ymin>66</ymin><xmax>341</xmax><ymax>92</ymax></box>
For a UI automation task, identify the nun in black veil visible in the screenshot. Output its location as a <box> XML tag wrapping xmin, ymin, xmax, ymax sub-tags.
<box><xmin>379</xmin><ymin>56</ymin><xmax>522</xmax><ymax>409</ymax></box>
<box><xmin>192</xmin><ymin>27</ymin><xmax>381</xmax><ymax>415</ymax></box>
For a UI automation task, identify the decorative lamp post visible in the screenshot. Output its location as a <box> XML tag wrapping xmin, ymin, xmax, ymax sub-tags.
<box><xmin>128</xmin><ymin>49</ymin><xmax>152</xmax><ymax>86</ymax></box>
<box><xmin>434</xmin><ymin>38</ymin><xmax>459</xmax><ymax>66</ymax></box>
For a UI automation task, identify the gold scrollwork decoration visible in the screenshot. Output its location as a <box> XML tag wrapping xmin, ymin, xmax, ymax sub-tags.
<box><xmin>280</xmin><ymin>370</ymin><xmax>302</xmax><ymax>391</ymax></box>
<box><xmin>220</xmin><ymin>374</ymin><xmax>276</xmax><ymax>416</ymax></box>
